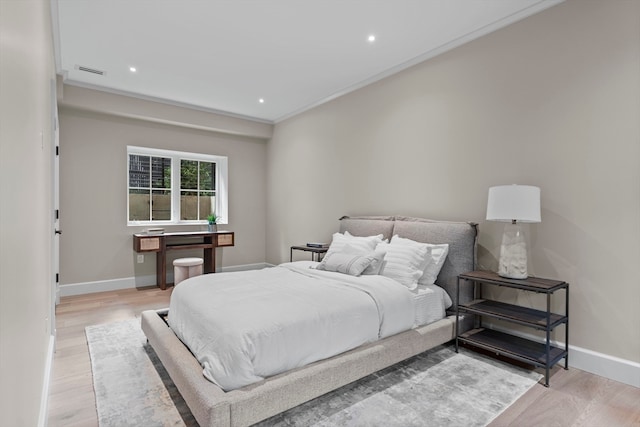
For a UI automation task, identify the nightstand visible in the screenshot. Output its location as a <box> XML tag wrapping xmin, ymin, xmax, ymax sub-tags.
<box><xmin>290</xmin><ymin>245</ymin><xmax>328</xmax><ymax>262</ymax></box>
<box><xmin>455</xmin><ymin>270</ymin><xmax>569</xmax><ymax>387</ymax></box>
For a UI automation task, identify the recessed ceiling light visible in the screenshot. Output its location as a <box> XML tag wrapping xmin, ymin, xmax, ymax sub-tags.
<box><xmin>368</xmin><ymin>35</ymin><xmax>376</xmax><ymax>42</ymax></box>
<box><xmin>258</xmin><ymin>98</ymin><xmax>265</xmax><ymax>104</ymax></box>
<box><xmin>129</xmin><ymin>66</ymin><xmax>137</xmax><ymax>72</ymax></box>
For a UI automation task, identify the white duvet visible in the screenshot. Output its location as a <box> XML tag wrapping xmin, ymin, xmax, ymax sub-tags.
<box><xmin>168</xmin><ymin>262</ymin><xmax>415</xmax><ymax>391</ymax></box>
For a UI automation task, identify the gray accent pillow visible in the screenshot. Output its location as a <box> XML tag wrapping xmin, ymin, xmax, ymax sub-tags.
<box><xmin>316</xmin><ymin>251</ymin><xmax>377</xmax><ymax>276</ymax></box>
<box><xmin>362</xmin><ymin>249</ymin><xmax>386</xmax><ymax>275</ymax></box>
<box><xmin>335</xmin><ymin>243</ymin><xmax>386</xmax><ymax>276</ymax></box>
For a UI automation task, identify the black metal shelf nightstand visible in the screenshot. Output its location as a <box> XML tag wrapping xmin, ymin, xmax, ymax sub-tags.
<box><xmin>455</xmin><ymin>270</ymin><xmax>569</xmax><ymax>387</ymax></box>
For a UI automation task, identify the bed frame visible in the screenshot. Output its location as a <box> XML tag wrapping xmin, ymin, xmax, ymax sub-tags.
<box><xmin>141</xmin><ymin>216</ymin><xmax>478</xmax><ymax>427</ymax></box>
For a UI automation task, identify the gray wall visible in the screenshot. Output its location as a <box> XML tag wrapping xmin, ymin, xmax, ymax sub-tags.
<box><xmin>0</xmin><ymin>0</ymin><xmax>56</xmax><ymax>425</ymax></box>
<box><xmin>266</xmin><ymin>0</ymin><xmax>640</xmax><ymax>363</ymax></box>
<box><xmin>58</xmin><ymin>102</ymin><xmax>269</xmax><ymax>285</ymax></box>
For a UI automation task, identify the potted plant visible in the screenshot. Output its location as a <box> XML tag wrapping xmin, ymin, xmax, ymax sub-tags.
<box><xmin>207</xmin><ymin>213</ymin><xmax>219</xmax><ymax>232</ymax></box>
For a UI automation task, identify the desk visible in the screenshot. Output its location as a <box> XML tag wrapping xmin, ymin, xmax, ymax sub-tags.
<box><xmin>133</xmin><ymin>231</ymin><xmax>234</xmax><ymax>290</ymax></box>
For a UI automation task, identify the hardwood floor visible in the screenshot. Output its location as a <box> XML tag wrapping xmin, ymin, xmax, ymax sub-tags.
<box><xmin>48</xmin><ymin>287</ymin><xmax>640</xmax><ymax>427</ymax></box>
<box><xmin>489</xmin><ymin>366</ymin><xmax>640</xmax><ymax>427</ymax></box>
<box><xmin>48</xmin><ymin>287</ymin><xmax>174</xmax><ymax>427</ymax></box>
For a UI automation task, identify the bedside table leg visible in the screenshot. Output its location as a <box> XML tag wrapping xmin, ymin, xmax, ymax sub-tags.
<box><xmin>455</xmin><ymin>277</ymin><xmax>460</xmax><ymax>353</ymax></box>
<box><xmin>544</xmin><ymin>368</ymin><xmax>550</xmax><ymax>387</ymax></box>
<box><xmin>565</xmin><ymin>285</ymin><xmax>570</xmax><ymax>370</ymax></box>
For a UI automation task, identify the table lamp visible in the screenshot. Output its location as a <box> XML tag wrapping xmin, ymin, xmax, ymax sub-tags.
<box><xmin>486</xmin><ymin>185</ymin><xmax>541</xmax><ymax>279</ymax></box>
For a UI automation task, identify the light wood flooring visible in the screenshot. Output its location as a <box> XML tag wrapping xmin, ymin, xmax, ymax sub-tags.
<box><xmin>48</xmin><ymin>287</ymin><xmax>174</xmax><ymax>426</ymax></box>
<box><xmin>48</xmin><ymin>287</ymin><xmax>640</xmax><ymax>427</ymax></box>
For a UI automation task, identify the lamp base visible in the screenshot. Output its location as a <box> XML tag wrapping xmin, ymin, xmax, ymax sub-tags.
<box><xmin>498</xmin><ymin>222</ymin><xmax>528</xmax><ymax>279</ymax></box>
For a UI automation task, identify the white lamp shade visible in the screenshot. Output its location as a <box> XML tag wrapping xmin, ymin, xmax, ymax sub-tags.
<box><xmin>486</xmin><ymin>185</ymin><xmax>541</xmax><ymax>223</ymax></box>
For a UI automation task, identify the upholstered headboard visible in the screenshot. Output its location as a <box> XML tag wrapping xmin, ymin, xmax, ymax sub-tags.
<box><xmin>339</xmin><ymin>216</ymin><xmax>478</xmax><ymax>308</ymax></box>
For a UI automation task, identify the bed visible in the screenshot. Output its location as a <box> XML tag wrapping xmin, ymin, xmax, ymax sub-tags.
<box><xmin>141</xmin><ymin>216</ymin><xmax>478</xmax><ymax>427</ymax></box>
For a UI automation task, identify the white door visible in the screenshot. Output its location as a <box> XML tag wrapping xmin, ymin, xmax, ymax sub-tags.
<box><xmin>53</xmin><ymin>117</ymin><xmax>60</xmax><ymax>305</ymax></box>
<box><xmin>51</xmin><ymin>79</ymin><xmax>60</xmax><ymax>340</ymax></box>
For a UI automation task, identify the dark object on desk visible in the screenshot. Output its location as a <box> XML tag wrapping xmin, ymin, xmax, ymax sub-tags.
<box><xmin>133</xmin><ymin>231</ymin><xmax>234</xmax><ymax>290</ymax></box>
<box><xmin>306</xmin><ymin>242</ymin><xmax>329</xmax><ymax>248</ymax></box>
<box><xmin>290</xmin><ymin>245</ymin><xmax>328</xmax><ymax>262</ymax></box>
<box><xmin>145</xmin><ymin>228</ymin><xmax>165</xmax><ymax>234</ymax></box>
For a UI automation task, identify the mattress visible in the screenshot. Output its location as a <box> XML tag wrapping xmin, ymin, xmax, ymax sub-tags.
<box><xmin>168</xmin><ymin>261</ymin><xmax>416</xmax><ymax>391</ymax></box>
<box><xmin>305</xmin><ymin>260</ymin><xmax>453</xmax><ymax>327</ymax></box>
<box><xmin>410</xmin><ymin>283</ymin><xmax>453</xmax><ymax>327</ymax></box>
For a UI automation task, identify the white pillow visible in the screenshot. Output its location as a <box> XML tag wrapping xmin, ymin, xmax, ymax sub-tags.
<box><xmin>419</xmin><ymin>244</ymin><xmax>449</xmax><ymax>285</ymax></box>
<box><xmin>326</xmin><ymin>232</ymin><xmax>385</xmax><ymax>256</ymax></box>
<box><xmin>337</xmin><ymin>243</ymin><xmax>386</xmax><ymax>275</ymax></box>
<box><xmin>376</xmin><ymin>241</ymin><xmax>429</xmax><ymax>289</ymax></box>
<box><xmin>362</xmin><ymin>249</ymin><xmax>386</xmax><ymax>275</ymax></box>
<box><xmin>315</xmin><ymin>250</ymin><xmax>377</xmax><ymax>276</ymax></box>
<box><xmin>390</xmin><ymin>235</ymin><xmax>449</xmax><ymax>285</ymax></box>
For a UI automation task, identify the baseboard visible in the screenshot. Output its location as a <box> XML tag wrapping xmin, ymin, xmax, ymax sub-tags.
<box><xmin>59</xmin><ymin>263</ymin><xmax>271</xmax><ymax>297</ymax></box>
<box><xmin>59</xmin><ymin>275</ymin><xmax>158</xmax><ymax>297</ymax></box>
<box><xmin>38</xmin><ymin>334</ymin><xmax>55</xmax><ymax>427</ymax></box>
<box><xmin>568</xmin><ymin>343</ymin><xmax>640</xmax><ymax>388</ymax></box>
<box><xmin>483</xmin><ymin>321</ymin><xmax>640</xmax><ymax>388</ymax></box>
<box><xmin>218</xmin><ymin>262</ymin><xmax>272</xmax><ymax>272</ymax></box>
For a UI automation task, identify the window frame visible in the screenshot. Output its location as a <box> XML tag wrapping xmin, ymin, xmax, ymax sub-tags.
<box><xmin>127</xmin><ymin>146</ymin><xmax>228</xmax><ymax>226</ymax></box>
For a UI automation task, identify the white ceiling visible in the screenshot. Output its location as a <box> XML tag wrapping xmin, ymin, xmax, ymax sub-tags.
<box><xmin>53</xmin><ymin>0</ymin><xmax>562</xmax><ymax>123</ymax></box>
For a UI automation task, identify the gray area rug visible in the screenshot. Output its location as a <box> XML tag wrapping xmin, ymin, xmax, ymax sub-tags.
<box><xmin>86</xmin><ymin>318</ymin><xmax>196</xmax><ymax>426</ymax></box>
<box><xmin>86</xmin><ymin>318</ymin><xmax>541</xmax><ymax>427</ymax></box>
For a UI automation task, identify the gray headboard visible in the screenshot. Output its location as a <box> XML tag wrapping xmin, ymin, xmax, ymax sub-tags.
<box><xmin>339</xmin><ymin>216</ymin><xmax>478</xmax><ymax>308</ymax></box>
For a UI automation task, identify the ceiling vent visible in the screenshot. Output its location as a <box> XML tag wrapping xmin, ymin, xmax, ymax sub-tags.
<box><xmin>75</xmin><ymin>65</ymin><xmax>106</xmax><ymax>76</ymax></box>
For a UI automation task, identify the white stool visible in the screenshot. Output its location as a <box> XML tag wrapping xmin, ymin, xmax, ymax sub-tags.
<box><xmin>173</xmin><ymin>257</ymin><xmax>203</xmax><ymax>285</ymax></box>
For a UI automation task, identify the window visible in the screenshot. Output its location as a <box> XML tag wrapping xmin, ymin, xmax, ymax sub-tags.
<box><xmin>128</xmin><ymin>154</ymin><xmax>172</xmax><ymax>221</ymax></box>
<box><xmin>127</xmin><ymin>146</ymin><xmax>228</xmax><ymax>225</ymax></box>
<box><xmin>180</xmin><ymin>160</ymin><xmax>215</xmax><ymax>221</ymax></box>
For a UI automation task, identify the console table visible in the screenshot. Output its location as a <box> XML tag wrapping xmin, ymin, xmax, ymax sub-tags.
<box><xmin>133</xmin><ymin>231</ymin><xmax>234</xmax><ymax>290</ymax></box>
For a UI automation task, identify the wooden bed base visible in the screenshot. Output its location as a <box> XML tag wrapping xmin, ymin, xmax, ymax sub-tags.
<box><xmin>142</xmin><ymin>309</ymin><xmax>470</xmax><ymax>427</ymax></box>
